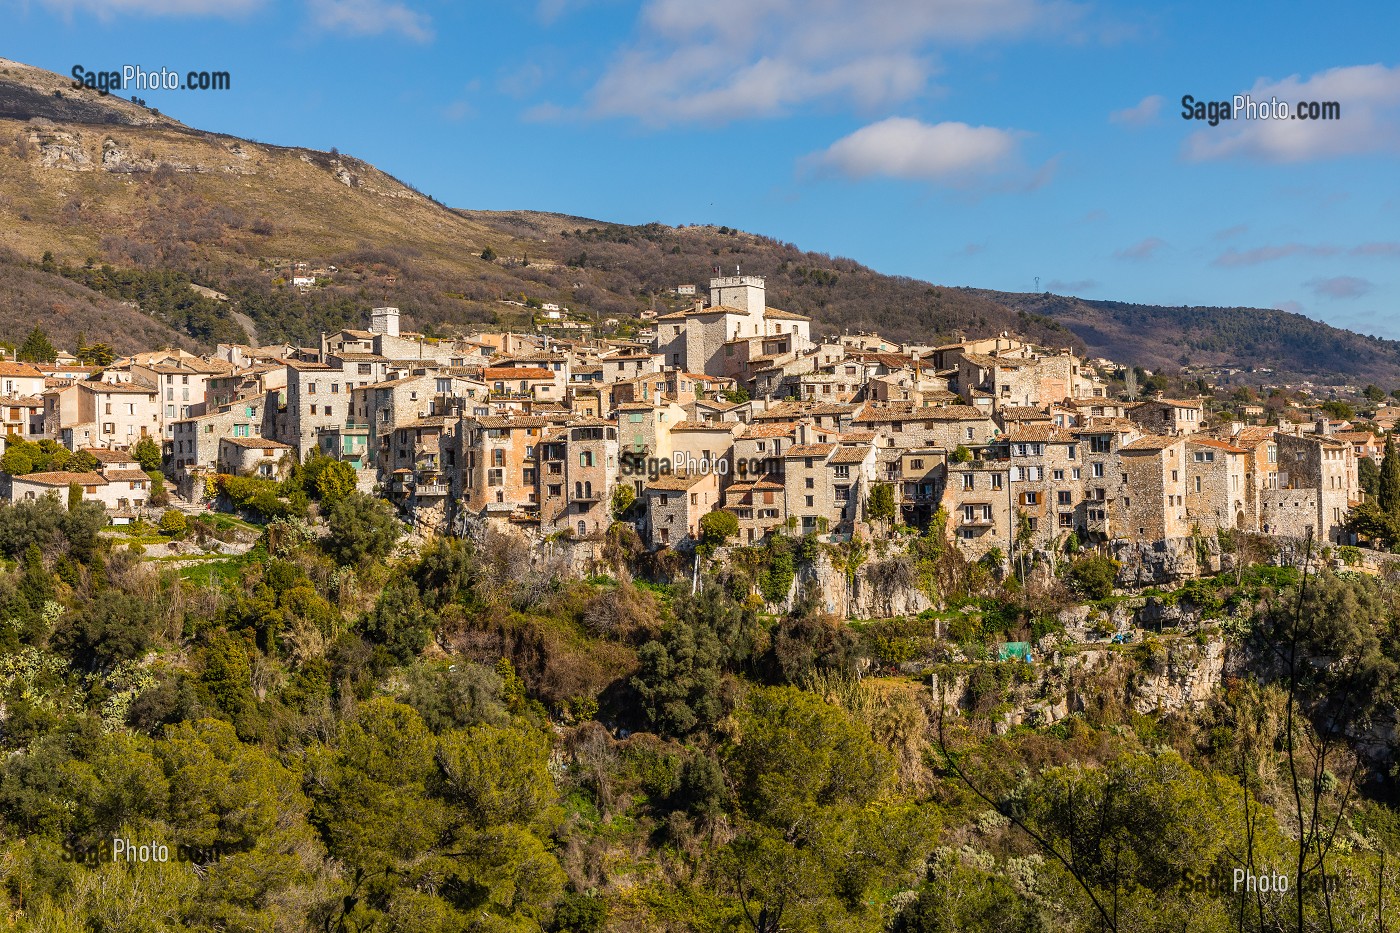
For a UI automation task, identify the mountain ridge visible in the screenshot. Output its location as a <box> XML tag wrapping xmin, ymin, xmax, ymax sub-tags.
<box><xmin>0</xmin><ymin>57</ymin><xmax>1395</xmax><ymax>383</ymax></box>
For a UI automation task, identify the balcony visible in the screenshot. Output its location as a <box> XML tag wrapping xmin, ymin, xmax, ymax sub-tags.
<box><xmin>959</xmin><ymin>514</ymin><xmax>995</xmax><ymax>527</ymax></box>
<box><xmin>415</xmin><ymin>484</ymin><xmax>450</xmax><ymax>497</ymax></box>
<box><xmin>343</xmin><ymin>421</ymin><xmax>370</xmax><ymax>432</ymax></box>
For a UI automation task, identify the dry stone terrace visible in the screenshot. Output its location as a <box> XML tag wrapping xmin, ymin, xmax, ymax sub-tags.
<box><xmin>0</xmin><ymin>278</ymin><xmax>1364</xmax><ymax>568</ymax></box>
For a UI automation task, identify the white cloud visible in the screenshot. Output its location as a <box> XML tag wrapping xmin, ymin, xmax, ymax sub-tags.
<box><xmin>1183</xmin><ymin>63</ymin><xmax>1400</xmax><ymax>162</ymax></box>
<box><xmin>1114</xmin><ymin>236</ymin><xmax>1166</xmax><ymax>260</ymax></box>
<box><xmin>1212</xmin><ymin>243</ymin><xmax>1339</xmax><ymax>267</ymax></box>
<box><xmin>1110</xmin><ymin>94</ymin><xmax>1162</xmax><ymax>127</ymax></box>
<box><xmin>1274</xmin><ymin>301</ymin><xmax>1304</xmax><ymax>315</ymax></box>
<box><xmin>1307</xmin><ymin>276</ymin><xmax>1372</xmax><ymax>299</ymax></box>
<box><xmin>577</xmin><ymin>0</ymin><xmax>1083</xmax><ymax>124</ymax></box>
<box><xmin>809</xmin><ymin>117</ymin><xmax>1029</xmax><ymax>185</ymax></box>
<box><xmin>306</xmin><ymin>0</ymin><xmax>432</xmax><ymax>41</ymax></box>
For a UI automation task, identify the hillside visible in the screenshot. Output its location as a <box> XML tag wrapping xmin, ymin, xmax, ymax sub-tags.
<box><xmin>0</xmin><ymin>57</ymin><xmax>1397</xmax><ymax>382</ymax></box>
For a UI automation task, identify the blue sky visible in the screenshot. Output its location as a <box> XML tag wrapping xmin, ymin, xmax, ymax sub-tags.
<box><xmin>7</xmin><ymin>0</ymin><xmax>1400</xmax><ymax>336</ymax></box>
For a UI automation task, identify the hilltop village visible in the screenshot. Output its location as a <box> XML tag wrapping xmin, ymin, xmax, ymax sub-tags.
<box><xmin>0</xmin><ymin>275</ymin><xmax>1366</xmax><ymax>575</ymax></box>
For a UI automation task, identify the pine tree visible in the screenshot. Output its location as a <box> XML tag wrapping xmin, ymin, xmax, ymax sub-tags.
<box><xmin>17</xmin><ymin>325</ymin><xmax>56</xmax><ymax>364</ymax></box>
<box><xmin>1380</xmin><ymin>436</ymin><xmax>1400</xmax><ymax>515</ymax></box>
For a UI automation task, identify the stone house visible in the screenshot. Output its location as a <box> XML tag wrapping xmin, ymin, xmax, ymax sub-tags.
<box><xmin>1115</xmin><ymin>436</ymin><xmax>1190</xmax><ymax>541</ymax></box>
<box><xmin>1184</xmin><ymin>437</ymin><xmax>1250</xmax><ymax>531</ymax></box>
<box><xmin>384</xmin><ymin>416</ymin><xmax>457</xmax><ymax>528</ymax></box>
<box><xmin>534</xmin><ymin>418</ymin><xmax>619</xmax><ymax>538</ymax></box>
<box><xmin>1128</xmin><ymin>398</ymin><xmax>1206</xmax><ymax>436</ymax></box>
<box><xmin>644</xmin><ymin>471</ymin><xmax>720</xmax><ymax>549</ymax></box>
<box><xmin>943</xmin><ymin>455</ymin><xmax>1013</xmax><ymax>556</ymax></box>
<box><xmin>616</xmin><ymin>400</ymin><xmax>686</xmax><ymax>461</ymax></box>
<box><xmin>655</xmin><ymin>276</ymin><xmax>811</xmax><ymax>376</ymax></box>
<box><xmin>782</xmin><ymin>443</ymin><xmax>840</xmax><ymax>535</ymax></box>
<box><xmin>58</xmin><ymin>381</ymin><xmax>161</xmax><ymax>450</ymax></box>
<box><xmin>460</xmin><ymin>414</ymin><xmax>551</xmax><ymax>517</ymax></box>
<box><xmin>218</xmin><ymin>436</ymin><xmax>292</xmax><ymax>479</ymax></box>
<box><xmin>168</xmin><ymin>395</ymin><xmax>275</xmax><ymax>476</ymax></box>
<box><xmin>723</xmin><ymin>476</ymin><xmax>786</xmax><ymax>545</ymax></box>
<box><xmin>1271</xmin><ymin>430</ymin><xmax>1356</xmax><ymax>543</ymax></box>
<box><xmin>895</xmin><ymin>447</ymin><xmax>945</xmax><ymax>528</ymax></box>
<box><xmin>668</xmin><ymin>420</ymin><xmax>740</xmax><ymax>484</ymax></box>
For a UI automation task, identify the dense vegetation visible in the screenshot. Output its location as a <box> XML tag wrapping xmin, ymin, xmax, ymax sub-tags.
<box><xmin>0</xmin><ymin>489</ymin><xmax>1389</xmax><ymax>931</ymax></box>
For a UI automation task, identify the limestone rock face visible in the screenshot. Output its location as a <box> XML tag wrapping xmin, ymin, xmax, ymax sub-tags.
<box><xmin>799</xmin><ymin>551</ymin><xmax>932</xmax><ymax>619</ymax></box>
<box><xmin>33</xmin><ymin>127</ymin><xmax>92</xmax><ymax>170</ymax></box>
<box><xmin>1111</xmin><ymin>536</ymin><xmax>1206</xmax><ymax>588</ymax></box>
<box><xmin>1130</xmin><ymin>638</ymin><xmax>1228</xmax><ymax>714</ymax></box>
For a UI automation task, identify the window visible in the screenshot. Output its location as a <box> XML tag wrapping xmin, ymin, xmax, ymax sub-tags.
<box><xmin>1057</xmin><ymin>490</ymin><xmax>1072</xmax><ymax>505</ymax></box>
<box><xmin>834</xmin><ymin>464</ymin><xmax>849</xmax><ymax>479</ymax></box>
<box><xmin>991</xmin><ymin>473</ymin><xmax>1003</xmax><ymax>490</ymax></box>
<box><xmin>308</xmin><ymin>382</ymin><xmax>317</xmax><ymax>395</ymax></box>
<box><xmin>1067</xmin><ymin>444</ymin><xmax>1077</xmax><ymax>460</ymax></box>
<box><xmin>962</xmin><ymin>474</ymin><xmax>974</xmax><ymax>490</ymax></box>
<box><xmin>1053</xmin><ymin>469</ymin><xmax>1064</xmax><ymax>481</ymax></box>
<box><xmin>835</xmin><ymin>485</ymin><xmax>849</xmax><ymax>502</ymax></box>
<box><xmin>580</xmin><ymin>451</ymin><xmax>594</xmax><ymax>467</ymax></box>
<box><xmin>487</xmin><ymin>468</ymin><xmax>503</xmax><ymax>486</ymax></box>
<box><xmin>805</xmin><ymin>495</ymin><xmax>814</xmax><ymax>508</ymax></box>
<box><xmin>1090</xmin><ymin>436</ymin><xmax>1111</xmax><ymax>453</ymax></box>
<box><xmin>910</xmin><ymin>458</ymin><xmax>924</xmax><ymax>470</ymax></box>
<box><xmin>1193</xmin><ymin>450</ymin><xmax>1215</xmax><ymax>463</ymax></box>
<box><xmin>805</xmin><ymin>477</ymin><xmax>814</xmax><ymax>489</ymax></box>
<box><xmin>1092</xmin><ymin>462</ymin><xmax>1105</xmax><ymax>478</ymax></box>
<box><xmin>1022</xmin><ymin>491</ymin><xmax>1039</xmax><ymax>506</ymax></box>
<box><xmin>1195</xmin><ymin>476</ymin><xmax>1202</xmax><ymax>494</ymax></box>
<box><xmin>1059</xmin><ymin>512</ymin><xmax>1074</xmax><ymax>528</ymax></box>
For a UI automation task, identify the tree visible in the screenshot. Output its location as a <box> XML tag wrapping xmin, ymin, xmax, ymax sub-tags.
<box><xmin>1381</xmin><ymin>435</ymin><xmax>1400</xmax><ymax>516</ymax></box>
<box><xmin>1364</xmin><ymin>384</ymin><xmax>1388</xmax><ymax>403</ymax></box>
<box><xmin>1319</xmin><ymin>399</ymin><xmax>1355</xmax><ymax>420</ymax></box>
<box><xmin>313</xmin><ymin>458</ymin><xmax>357</xmax><ymax>504</ymax></box>
<box><xmin>699</xmin><ymin>509</ymin><xmax>738</xmax><ymax>554</ymax></box>
<box><xmin>610</xmin><ymin>482</ymin><xmax>635</xmax><ymax>520</ymax></box>
<box><xmin>1065</xmin><ymin>554</ymin><xmax>1118</xmax><ymax>600</ymax></box>
<box><xmin>16</xmin><ymin>325</ymin><xmax>56</xmax><ymax>364</ymax></box>
<box><xmin>951</xmin><ymin>445</ymin><xmax>973</xmax><ymax>464</ymax></box>
<box><xmin>480</xmin><ymin>246</ymin><xmax>497</xmax><ymax>261</ymax></box>
<box><xmin>130</xmin><ymin>436</ymin><xmax>162</xmax><ymax>472</ymax></box>
<box><xmin>158</xmin><ymin>509</ymin><xmax>187</xmax><ymax>537</ymax></box>
<box><xmin>1359</xmin><ymin>456</ymin><xmax>1381</xmax><ymax>499</ymax></box>
<box><xmin>867</xmin><ymin>483</ymin><xmax>897</xmax><ymax>525</ymax></box>
<box><xmin>631</xmin><ymin>620</ymin><xmax>726</xmax><ymax>737</ymax></box>
<box><xmin>324</xmin><ymin>491</ymin><xmax>402</xmax><ymax>565</ymax></box>
<box><xmin>76</xmin><ymin>342</ymin><xmax>114</xmax><ymax>366</ymax></box>
<box><xmin>1</xmin><ymin>446</ymin><xmax>33</xmax><ymax>476</ymax></box>
<box><xmin>717</xmin><ymin>687</ymin><xmax>923</xmax><ymax>932</ymax></box>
